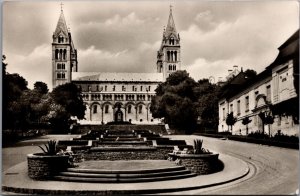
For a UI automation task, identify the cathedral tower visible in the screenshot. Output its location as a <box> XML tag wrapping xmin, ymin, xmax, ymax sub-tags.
<box><xmin>52</xmin><ymin>7</ymin><xmax>78</xmax><ymax>88</ymax></box>
<box><xmin>157</xmin><ymin>6</ymin><xmax>181</xmax><ymax>80</ymax></box>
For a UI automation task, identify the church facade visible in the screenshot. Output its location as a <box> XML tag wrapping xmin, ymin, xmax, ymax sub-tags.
<box><xmin>52</xmin><ymin>7</ymin><xmax>181</xmax><ymax>124</ymax></box>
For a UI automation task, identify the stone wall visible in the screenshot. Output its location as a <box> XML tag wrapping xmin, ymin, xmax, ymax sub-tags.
<box><xmin>27</xmin><ymin>154</ymin><xmax>69</xmax><ymax>180</ymax></box>
<box><xmin>170</xmin><ymin>153</ymin><xmax>219</xmax><ymax>175</ymax></box>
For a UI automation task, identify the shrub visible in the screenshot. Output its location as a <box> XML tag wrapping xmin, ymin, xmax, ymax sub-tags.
<box><xmin>248</xmin><ymin>131</ymin><xmax>269</xmax><ymax>140</ymax></box>
<box><xmin>38</xmin><ymin>140</ymin><xmax>58</xmax><ymax>155</ymax></box>
<box><xmin>273</xmin><ymin>132</ymin><xmax>299</xmax><ymax>143</ymax></box>
<box><xmin>193</xmin><ymin>139</ymin><xmax>210</xmax><ymax>154</ymax></box>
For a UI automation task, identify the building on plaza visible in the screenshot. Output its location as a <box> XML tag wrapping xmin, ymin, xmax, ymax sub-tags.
<box><xmin>52</xmin><ymin>7</ymin><xmax>181</xmax><ymax>124</ymax></box>
<box><xmin>218</xmin><ymin>30</ymin><xmax>299</xmax><ymax>136</ymax></box>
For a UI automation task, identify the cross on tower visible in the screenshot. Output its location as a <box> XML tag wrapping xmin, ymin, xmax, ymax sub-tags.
<box><xmin>60</xmin><ymin>2</ymin><xmax>64</xmax><ymax>12</ymax></box>
<box><xmin>170</xmin><ymin>5</ymin><xmax>173</xmax><ymax>13</ymax></box>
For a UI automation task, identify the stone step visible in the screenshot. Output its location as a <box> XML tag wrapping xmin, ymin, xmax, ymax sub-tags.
<box><xmin>66</xmin><ymin>165</ymin><xmax>186</xmax><ymax>174</ymax></box>
<box><xmin>102</xmin><ymin>138</ymin><xmax>142</xmax><ymax>141</ymax></box>
<box><xmin>58</xmin><ymin>169</ymin><xmax>191</xmax><ymax>178</ymax></box>
<box><xmin>53</xmin><ymin>173</ymin><xmax>197</xmax><ymax>183</ymax></box>
<box><xmin>105</xmin><ymin>135</ymin><xmax>136</xmax><ymax>138</ymax></box>
<box><xmin>98</xmin><ymin>141</ymin><xmax>148</xmax><ymax>145</ymax></box>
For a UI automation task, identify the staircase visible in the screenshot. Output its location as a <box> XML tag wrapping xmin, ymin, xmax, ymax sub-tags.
<box><xmin>53</xmin><ymin>163</ymin><xmax>196</xmax><ymax>183</ymax></box>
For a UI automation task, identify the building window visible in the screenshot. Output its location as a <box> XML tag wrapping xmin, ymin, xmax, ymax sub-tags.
<box><xmin>105</xmin><ymin>85</ymin><xmax>107</xmax><ymax>91</ymax></box>
<box><xmin>93</xmin><ymin>105</ymin><xmax>97</xmax><ymax>113</ymax></box>
<box><xmin>105</xmin><ymin>105</ymin><xmax>109</xmax><ymax>113</ymax></box>
<box><xmin>122</xmin><ymin>86</ymin><xmax>125</xmax><ymax>91</ymax></box>
<box><xmin>113</xmin><ymin>85</ymin><xmax>116</xmax><ymax>91</ymax></box>
<box><xmin>96</xmin><ymin>85</ymin><xmax>99</xmax><ymax>91</ymax></box>
<box><xmin>56</xmin><ymin>72</ymin><xmax>65</xmax><ymax>79</ymax></box>
<box><xmin>148</xmin><ymin>86</ymin><xmax>151</xmax><ymax>91</ymax></box>
<box><xmin>138</xmin><ymin>105</ymin><xmax>142</xmax><ymax>114</ymax></box>
<box><xmin>266</xmin><ymin>85</ymin><xmax>271</xmax><ymax>102</ymax></box>
<box><xmin>128</xmin><ymin>105</ymin><xmax>132</xmax><ymax>114</ymax></box>
<box><xmin>229</xmin><ymin>104</ymin><xmax>233</xmax><ymax>113</ymax></box>
<box><xmin>140</xmin><ymin>86</ymin><xmax>143</xmax><ymax>91</ymax></box>
<box><xmin>222</xmin><ymin>108</ymin><xmax>225</xmax><ymax>120</ymax></box>
<box><xmin>245</xmin><ymin>96</ymin><xmax>249</xmax><ymax>112</ymax></box>
<box><xmin>255</xmin><ymin>91</ymin><xmax>259</xmax><ymax>96</ymax></box>
<box><xmin>237</xmin><ymin>100</ymin><xmax>241</xmax><ymax>115</ymax></box>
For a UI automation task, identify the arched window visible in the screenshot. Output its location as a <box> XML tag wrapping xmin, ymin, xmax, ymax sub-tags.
<box><xmin>63</xmin><ymin>49</ymin><xmax>67</xmax><ymax>60</ymax></box>
<box><xmin>128</xmin><ymin>105</ymin><xmax>132</xmax><ymax>114</ymax></box>
<box><xmin>105</xmin><ymin>105</ymin><xmax>109</xmax><ymax>113</ymax></box>
<box><xmin>93</xmin><ymin>105</ymin><xmax>97</xmax><ymax>113</ymax></box>
<box><xmin>96</xmin><ymin>85</ymin><xmax>99</xmax><ymax>91</ymax></box>
<box><xmin>171</xmin><ymin>51</ymin><xmax>174</xmax><ymax>62</ymax></box>
<box><xmin>113</xmin><ymin>85</ymin><xmax>116</xmax><ymax>91</ymax></box>
<box><xmin>167</xmin><ymin>51</ymin><xmax>170</xmax><ymax>61</ymax></box>
<box><xmin>105</xmin><ymin>85</ymin><xmax>107</xmax><ymax>91</ymax></box>
<box><xmin>61</xmin><ymin>72</ymin><xmax>65</xmax><ymax>79</ymax></box>
<box><xmin>175</xmin><ymin>51</ymin><xmax>177</xmax><ymax>61</ymax></box>
<box><xmin>140</xmin><ymin>86</ymin><xmax>143</xmax><ymax>91</ymax></box>
<box><xmin>138</xmin><ymin>105</ymin><xmax>143</xmax><ymax>114</ymax></box>
<box><xmin>55</xmin><ymin>49</ymin><xmax>59</xmax><ymax>59</ymax></box>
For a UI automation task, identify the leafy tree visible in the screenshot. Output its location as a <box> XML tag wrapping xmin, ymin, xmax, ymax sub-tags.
<box><xmin>49</xmin><ymin>83</ymin><xmax>86</xmax><ymax>132</ymax></box>
<box><xmin>195</xmin><ymin>79</ymin><xmax>220</xmax><ymax>130</ymax></box>
<box><xmin>242</xmin><ymin>116</ymin><xmax>252</xmax><ymax>135</ymax></box>
<box><xmin>3</xmin><ymin>56</ymin><xmax>28</xmax><ymax>130</ymax></box>
<box><xmin>258</xmin><ymin>111</ymin><xmax>274</xmax><ymax>136</ymax></box>
<box><xmin>226</xmin><ymin>112</ymin><xmax>237</xmax><ymax>133</ymax></box>
<box><xmin>150</xmin><ymin>71</ymin><xmax>198</xmax><ymax>133</ymax></box>
<box><xmin>34</xmin><ymin>81</ymin><xmax>49</xmax><ymax>94</ymax></box>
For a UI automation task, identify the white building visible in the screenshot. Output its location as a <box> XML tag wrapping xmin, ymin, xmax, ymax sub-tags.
<box><xmin>218</xmin><ymin>30</ymin><xmax>299</xmax><ymax>136</ymax></box>
<box><xmin>51</xmin><ymin>7</ymin><xmax>181</xmax><ymax>124</ymax></box>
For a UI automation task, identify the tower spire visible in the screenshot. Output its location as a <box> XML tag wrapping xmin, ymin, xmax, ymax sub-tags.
<box><xmin>60</xmin><ymin>2</ymin><xmax>64</xmax><ymax>13</ymax></box>
<box><xmin>165</xmin><ymin>4</ymin><xmax>177</xmax><ymax>37</ymax></box>
<box><xmin>54</xmin><ymin>5</ymin><xmax>68</xmax><ymax>36</ymax></box>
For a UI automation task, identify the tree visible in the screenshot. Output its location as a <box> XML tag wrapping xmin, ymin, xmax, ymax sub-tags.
<box><xmin>242</xmin><ymin>116</ymin><xmax>252</xmax><ymax>135</ymax></box>
<box><xmin>195</xmin><ymin>79</ymin><xmax>220</xmax><ymax>131</ymax></box>
<box><xmin>3</xmin><ymin>61</ymin><xmax>29</xmax><ymax>130</ymax></box>
<box><xmin>150</xmin><ymin>70</ymin><xmax>198</xmax><ymax>134</ymax></box>
<box><xmin>49</xmin><ymin>83</ymin><xmax>86</xmax><ymax>132</ymax></box>
<box><xmin>34</xmin><ymin>81</ymin><xmax>49</xmax><ymax>94</ymax></box>
<box><xmin>226</xmin><ymin>112</ymin><xmax>237</xmax><ymax>133</ymax></box>
<box><xmin>258</xmin><ymin>111</ymin><xmax>274</xmax><ymax>136</ymax></box>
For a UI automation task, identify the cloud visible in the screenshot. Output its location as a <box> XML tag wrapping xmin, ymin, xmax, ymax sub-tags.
<box><xmin>104</xmin><ymin>12</ymin><xmax>144</xmax><ymax>26</ymax></box>
<box><xmin>6</xmin><ymin>44</ymin><xmax>52</xmax><ymax>89</ymax></box>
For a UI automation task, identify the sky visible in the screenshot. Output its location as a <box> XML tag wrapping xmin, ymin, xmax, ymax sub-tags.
<box><xmin>3</xmin><ymin>1</ymin><xmax>299</xmax><ymax>89</ymax></box>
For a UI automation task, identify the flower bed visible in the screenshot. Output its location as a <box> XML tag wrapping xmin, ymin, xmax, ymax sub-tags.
<box><xmin>27</xmin><ymin>153</ymin><xmax>69</xmax><ymax>180</ymax></box>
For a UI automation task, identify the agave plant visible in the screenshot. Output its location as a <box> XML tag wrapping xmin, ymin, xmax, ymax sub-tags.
<box><xmin>39</xmin><ymin>140</ymin><xmax>58</xmax><ymax>155</ymax></box>
<box><xmin>193</xmin><ymin>139</ymin><xmax>210</xmax><ymax>154</ymax></box>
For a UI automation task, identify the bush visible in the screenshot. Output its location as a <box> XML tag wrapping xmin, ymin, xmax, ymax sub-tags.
<box><xmin>273</xmin><ymin>132</ymin><xmax>299</xmax><ymax>143</ymax></box>
<box><xmin>248</xmin><ymin>131</ymin><xmax>269</xmax><ymax>140</ymax></box>
<box><xmin>39</xmin><ymin>140</ymin><xmax>58</xmax><ymax>155</ymax></box>
<box><xmin>193</xmin><ymin>139</ymin><xmax>210</xmax><ymax>154</ymax></box>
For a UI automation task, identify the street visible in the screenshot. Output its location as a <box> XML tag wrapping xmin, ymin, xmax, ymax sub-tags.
<box><xmin>167</xmin><ymin>135</ymin><xmax>299</xmax><ymax>195</ymax></box>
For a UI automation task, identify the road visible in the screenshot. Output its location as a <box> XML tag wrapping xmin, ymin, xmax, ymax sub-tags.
<box><xmin>166</xmin><ymin>135</ymin><xmax>299</xmax><ymax>195</ymax></box>
<box><xmin>2</xmin><ymin>134</ymin><xmax>299</xmax><ymax>195</ymax></box>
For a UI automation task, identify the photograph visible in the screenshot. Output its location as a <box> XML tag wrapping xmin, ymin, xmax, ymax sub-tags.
<box><xmin>2</xmin><ymin>1</ymin><xmax>299</xmax><ymax>195</ymax></box>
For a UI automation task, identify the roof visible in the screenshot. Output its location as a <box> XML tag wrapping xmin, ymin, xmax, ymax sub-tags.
<box><xmin>165</xmin><ymin>7</ymin><xmax>177</xmax><ymax>38</ymax></box>
<box><xmin>54</xmin><ymin>11</ymin><xmax>68</xmax><ymax>37</ymax></box>
<box><xmin>267</xmin><ymin>29</ymin><xmax>299</xmax><ymax>69</ymax></box>
<box><xmin>72</xmin><ymin>72</ymin><xmax>164</xmax><ymax>82</ymax></box>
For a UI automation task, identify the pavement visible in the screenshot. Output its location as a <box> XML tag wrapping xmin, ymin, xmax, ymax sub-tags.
<box><xmin>2</xmin><ymin>153</ymin><xmax>249</xmax><ymax>195</ymax></box>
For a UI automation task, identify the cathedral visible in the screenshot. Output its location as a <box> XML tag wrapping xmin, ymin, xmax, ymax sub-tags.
<box><xmin>52</xmin><ymin>7</ymin><xmax>181</xmax><ymax>124</ymax></box>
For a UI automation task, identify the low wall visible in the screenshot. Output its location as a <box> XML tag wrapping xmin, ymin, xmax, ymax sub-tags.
<box><xmin>27</xmin><ymin>154</ymin><xmax>69</xmax><ymax>180</ymax></box>
<box><xmin>169</xmin><ymin>153</ymin><xmax>219</xmax><ymax>175</ymax></box>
